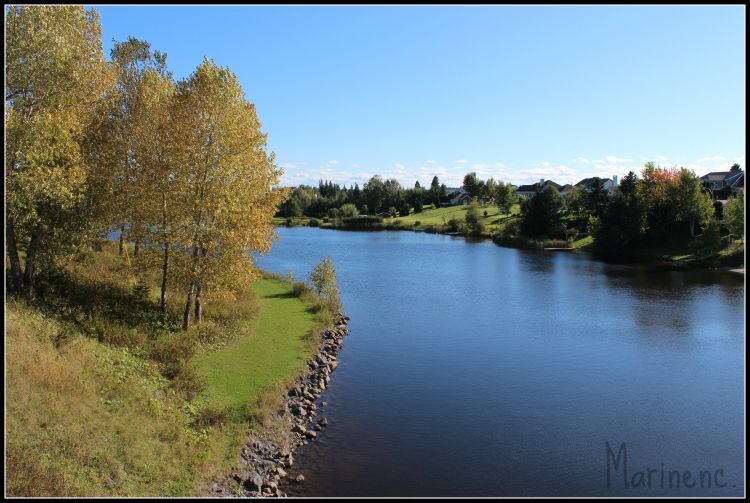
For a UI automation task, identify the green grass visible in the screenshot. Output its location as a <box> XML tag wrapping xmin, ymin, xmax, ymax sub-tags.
<box><xmin>570</xmin><ymin>234</ymin><xmax>594</xmax><ymax>250</ymax></box>
<box><xmin>387</xmin><ymin>203</ymin><xmax>518</xmax><ymax>233</ymax></box>
<box><xmin>276</xmin><ymin>203</ymin><xmax>521</xmax><ymax>237</ymax></box>
<box><xmin>6</xmin><ymin>243</ymin><xmax>330</xmax><ymax>496</ymax></box>
<box><xmin>195</xmin><ymin>278</ymin><xmax>317</xmax><ymax>418</ymax></box>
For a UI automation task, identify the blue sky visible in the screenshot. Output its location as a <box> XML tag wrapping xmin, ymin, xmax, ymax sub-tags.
<box><xmin>95</xmin><ymin>5</ymin><xmax>745</xmax><ymax>188</ymax></box>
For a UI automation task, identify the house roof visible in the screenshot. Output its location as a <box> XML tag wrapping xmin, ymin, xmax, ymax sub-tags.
<box><xmin>700</xmin><ymin>171</ymin><xmax>732</xmax><ymax>181</ymax></box>
<box><xmin>516</xmin><ymin>184</ymin><xmax>538</xmax><ymax>192</ymax></box>
<box><xmin>515</xmin><ymin>180</ymin><xmax>562</xmax><ymax>193</ymax></box>
<box><xmin>574</xmin><ymin>177</ymin><xmax>611</xmax><ymax>188</ymax></box>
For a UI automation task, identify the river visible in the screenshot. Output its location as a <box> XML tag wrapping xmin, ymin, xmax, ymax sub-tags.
<box><xmin>255</xmin><ymin>226</ymin><xmax>744</xmax><ymax>497</ymax></box>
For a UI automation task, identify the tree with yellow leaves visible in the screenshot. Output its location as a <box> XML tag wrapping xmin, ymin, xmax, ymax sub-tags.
<box><xmin>6</xmin><ymin>5</ymin><xmax>112</xmax><ymax>296</ymax></box>
<box><xmin>128</xmin><ymin>68</ymin><xmax>181</xmax><ymax>315</ymax></box>
<box><xmin>169</xmin><ymin>58</ymin><xmax>289</xmax><ymax>329</ymax></box>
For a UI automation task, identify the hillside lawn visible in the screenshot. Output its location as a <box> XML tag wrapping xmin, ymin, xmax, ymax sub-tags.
<box><xmin>6</xmin><ymin>243</ymin><xmax>323</xmax><ymax>497</ymax></box>
<box><xmin>275</xmin><ymin>203</ymin><xmax>521</xmax><ymax>237</ymax></box>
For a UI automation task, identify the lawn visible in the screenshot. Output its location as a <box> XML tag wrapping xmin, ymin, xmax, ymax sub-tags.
<box><xmin>194</xmin><ymin>278</ymin><xmax>317</xmax><ymax>417</ymax></box>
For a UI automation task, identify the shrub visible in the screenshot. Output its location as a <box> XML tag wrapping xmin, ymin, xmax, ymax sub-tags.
<box><xmin>308</xmin><ymin>257</ymin><xmax>340</xmax><ymax>309</ymax></box>
<box><xmin>308</xmin><ymin>218</ymin><xmax>320</xmax><ymax>227</ymax></box>
<box><xmin>445</xmin><ymin>217</ymin><xmax>461</xmax><ymax>232</ymax></box>
<box><xmin>192</xmin><ymin>403</ymin><xmax>233</xmax><ymax>429</ymax></box>
<box><xmin>170</xmin><ymin>363</ymin><xmax>206</xmax><ymax>400</ymax></box>
<box><xmin>130</xmin><ymin>279</ymin><xmax>151</xmax><ymax>305</ymax></box>
<box><xmin>150</xmin><ymin>331</ymin><xmax>199</xmax><ymax>365</ymax></box>
<box><xmin>414</xmin><ymin>220</ymin><xmax>421</xmax><ymax>227</ymax></box>
<box><xmin>340</xmin><ymin>215</ymin><xmax>384</xmax><ymax>228</ymax></box>
<box><xmin>340</xmin><ymin>203</ymin><xmax>359</xmax><ymax>218</ymax></box>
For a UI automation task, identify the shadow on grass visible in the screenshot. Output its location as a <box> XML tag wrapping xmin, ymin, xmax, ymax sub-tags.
<box><xmin>262</xmin><ymin>291</ymin><xmax>299</xmax><ymax>300</ymax></box>
<box><xmin>34</xmin><ymin>267</ymin><xmax>180</xmax><ymax>333</ymax></box>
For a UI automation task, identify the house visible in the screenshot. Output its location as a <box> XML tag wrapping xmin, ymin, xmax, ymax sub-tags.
<box><xmin>443</xmin><ymin>187</ymin><xmax>472</xmax><ymax>206</ymax></box>
<box><xmin>559</xmin><ymin>184</ymin><xmax>574</xmax><ymax>197</ymax></box>
<box><xmin>700</xmin><ymin>171</ymin><xmax>744</xmax><ymax>194</ymax></box>
<box><xmin>574</xmin><ymin>175</ymin><xmax>618</xmax><ymax>194</ymax></box>
<box><xmin>515</xmin><ymin>179</ymin><xmax>562</xmax><ymax>199</ymax></box>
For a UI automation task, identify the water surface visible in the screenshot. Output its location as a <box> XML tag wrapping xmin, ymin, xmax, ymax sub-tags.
<box><xmin>256</xmin><ymin>227</ymin><xmax>744</xmax><ymax>497</ymax></box>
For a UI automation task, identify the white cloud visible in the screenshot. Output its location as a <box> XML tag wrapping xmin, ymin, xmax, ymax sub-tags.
<box><xmin>695</xmin><ymin>155</ymin><xmax>726</xmax><ymax>163</ymax></box>
<box><xmin>604</xmin><ymin>155</ymin><xmax>633</xmax><ymax>163</ymax></box>
<box><xmin>279</xmin><ymin>153</ymin><xmax>743</xmax><ymax>191</ymax></box>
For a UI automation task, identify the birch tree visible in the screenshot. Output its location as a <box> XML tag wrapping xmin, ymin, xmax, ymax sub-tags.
<box><xmin>6</xmin><ymin>5</ymin><xmax>112</xmax><ymax>296</ymax></box>
<box><xmin>170</xmin><ymin>58</ymin><xmax>289</xmax><ymax>329</ymax></box>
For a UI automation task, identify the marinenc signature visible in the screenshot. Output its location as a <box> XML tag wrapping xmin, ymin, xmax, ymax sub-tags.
<box><xmin>605</xmin><ymin>442</ymin><xmax>733</xmax><ymax>491</ymax></box>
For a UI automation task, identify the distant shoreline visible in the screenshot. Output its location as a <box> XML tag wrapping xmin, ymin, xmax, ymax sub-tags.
<box><xmin>274</xmin><ymin>221</ymin><xmax>745</xmax><ymax>275</ymax></box>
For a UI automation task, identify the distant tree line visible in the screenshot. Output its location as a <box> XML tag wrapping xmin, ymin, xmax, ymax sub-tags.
<box><xmin>278</xmin><ymin>172</ymin><xmax>520</xmax><ymax>219</ymax></box>
<box><xmin>505</xmin><ymin>162</ymin><xmax>744</xmax><ymax>255</ymax></box>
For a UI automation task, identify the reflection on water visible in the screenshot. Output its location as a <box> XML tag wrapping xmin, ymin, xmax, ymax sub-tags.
<box><xmin>255</xmin><ymin>227</ymin><xmax>744</xmax><ymax>497</ymax></box>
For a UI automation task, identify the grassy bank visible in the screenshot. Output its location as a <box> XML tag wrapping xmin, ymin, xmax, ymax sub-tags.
<box><xmin>195</xmin><ymin>278</ymin><xmax>317</xmax><ymax>427</ymax></box>
<box><xmin>276</xmin><ymin>203</ymin><xmax>520</xmax><ymax>238</ymax></box>
<box><xmin>6</xmin><ymin>243</ymin><xmax>332</xmax><ymax>496</ymax></box>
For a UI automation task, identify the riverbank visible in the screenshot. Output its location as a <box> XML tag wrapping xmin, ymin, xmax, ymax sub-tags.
<box><xmin>275</xmin><ymin>207</ymin><xmax>743</xmax><ymax>272</ymax></box>
<box><xmin>206</xmin><ymin>314</ymin><xmax>350</xmax><ymax>497</ymax></box>
<box><xmin>5</xmin><ymin>242</ymin><xmax>341</xmax><ymax>497</ymax></box>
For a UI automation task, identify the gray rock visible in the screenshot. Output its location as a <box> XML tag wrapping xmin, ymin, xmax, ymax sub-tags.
<box><xmin>318</xmin><ymin>417</ymin><xmax>328</xmax><ymax>427</ymax></box>
<box><xmin>245</xmin><ymin>472</ymin><xmax>263</xmax><ymax>492</ymax></box>
<box><xmin>296</xmin><ymin>474</ymin><xmax>305</xmax><ymax>483</ymax></box>
<box><xmin>304</xmin><ymin>430</ymin><xmax>317</xmax><ymax>439</ymax></box>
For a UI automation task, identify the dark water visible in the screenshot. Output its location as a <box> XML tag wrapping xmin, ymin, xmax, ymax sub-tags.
<box><xmin>255</xmin><ymin>227</ymin><xmax>745</xmax><ymax>497</ymax></box>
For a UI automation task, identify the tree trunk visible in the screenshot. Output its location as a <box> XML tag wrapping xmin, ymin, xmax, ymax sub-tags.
<box><xmin>194</xmin><ymin>283</ymin><xmax>202</xmax><ymax>324</ymax></box>
<box><xmin>182</xmin><ymin>245</ymin><xmax>200</xmax><ymax>330</ymax></box>
<box><xmin>23</xmin><ymin>225</ymin><xmax>43</xmax><ymax>299</ymax></box>
<box><xmin>134</xmin><ymin>238</ymin><xmax>140</xmax><ymax>258</ymax></box>
<box><xmin>6</xmin><ymin>219</ymin><xmax>24</xmax><ymax>292</ymax></box>
<box><xmin>119</xmin><ymin>224</ymin><xmax>125</xmax><ymax>256</ymax></box>
<box><xmin>182</xmin><ymin>282</ymin><xmax>194</xmax><ymax>331</ymax></box>
<box><xmin>160</xmin><ymin>242</ymin><xmax>169</xmax><ymax>315</ymax></box>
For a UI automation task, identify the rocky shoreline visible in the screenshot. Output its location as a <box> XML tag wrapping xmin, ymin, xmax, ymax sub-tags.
<box><xmin>207</xmin><ymin>313</ymin><xmax>350</xmax><ymax>497</ymax></box>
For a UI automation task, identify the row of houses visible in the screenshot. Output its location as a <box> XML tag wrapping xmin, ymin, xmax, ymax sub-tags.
<box><xmin>441</xmin><ymin>169</ymin><xmax>744</xmax><ymax>207</ymax></box>
<box><xmin>514</xmin><ymin>176</ymin><xmax>619</xmax><ymax>199</ymax></box>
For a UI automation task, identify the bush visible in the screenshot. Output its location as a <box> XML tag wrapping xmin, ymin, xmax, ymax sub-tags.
<box><xmin>309</xmin><ymin>257</ymin><xmax>340</xmax><ymax>308</ymax></box>
<box><xmin>130</xmin><ymin>279</ymin><xmax>151</xmax><ymax>305</ymax></box>
<box><xmin>340</xmin><ymin>215</ymin><xmax>384</xmax><ymax>228</ymax></box>
<box><xmin>150</xmin><ymin>331</ymin><xmax>199</xmax><ymax>365</ymax></box>
<box><xmin>192</xmin><ymin>403</ymin><xmax>233</xmax><ymax>429</ymax></box>
<box><xmin>414</xmin><ymin>220</ymin><xmax>421</xmax><ymax>227</ymax></box>
<box><xmin>445</xmin><ymin>217</ymin><xmax>461</xmax><ymax>232</ymax></box>
<box><xmin>308</xmin><ymin>218</ymin><xmax>320</xmax><ymax>227</ymax></box>
<box><xmin>693</xmin><ymin>219</ymin><xmax>722</xmax><ymax>254</ymax></box>
<box><xmin>170</xmin><ymin>363</ymin><xmax>206</xmax><ymax>400</ymax></box>
<box><xmin>340</xmin><ymin>203</ymin><xmax>359</xmax><ymax>218</ymax></box>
